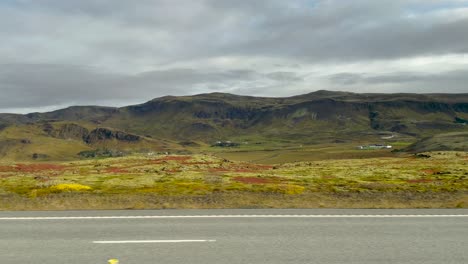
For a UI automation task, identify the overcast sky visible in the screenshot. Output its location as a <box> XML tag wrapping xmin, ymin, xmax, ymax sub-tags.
<box><xmin>1</xmin><ymin>0</ymin><xmax>468</xmax><ymax>113</ymax></box>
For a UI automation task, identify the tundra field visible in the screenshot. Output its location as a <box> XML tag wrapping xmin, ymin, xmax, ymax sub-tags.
<box><xmin>0</xmin><ymin>151</ymin><xmax>466</xmax><ymax>210</ymax></box>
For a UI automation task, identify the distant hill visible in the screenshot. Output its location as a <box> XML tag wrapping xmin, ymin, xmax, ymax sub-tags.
<box><xmin>0</xmin><ymin>90</ymin><xmax>466</xmax><ymax>160</ymax></box>
<box><xmin>0</xmin><ymin>122</ymin><xmax>181</xmax><ymax>161</ymax></box>
<box><xmin>404</xmin><ymin>132</ymin><xmax>468</xmax><ymax>153</ymax></box>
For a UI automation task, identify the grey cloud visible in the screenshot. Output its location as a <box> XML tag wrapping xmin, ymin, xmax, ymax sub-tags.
<box><xmin>329</xmin><ymin>73</ymin><xmax>364</xmax><ymax>85</ymax></box>
<box><xmin>2</xmin><ymin>0</ymin><xmax>468</xmax><ymax>65</ymax></box>
<box><xmin>0</xmin><ymin>64</ymin><xmax>125</xmax><ymax>108</ymax></box>
<box><xmin>228</xmin><ymin>1</ymin><xmax>468</xmax><ymax>61</ymax></box>
<box><xmin>0</xmin><ymin>64</ymin><xmax>303</xmax><ymax>111</ymax></box>
<box><xmin>328</xmin><ymin>70</ymin><xmax>468</xmax><ymax>93</ymax></box>
<box><xmin>265</xmin><ymin>72</ymin><xmax>304</xmax><ymax>82</ymax></box>
<box><xmin>0</xmin><ymin>0</ymin><xmax>467</xmax><ymax>113</ymax></box>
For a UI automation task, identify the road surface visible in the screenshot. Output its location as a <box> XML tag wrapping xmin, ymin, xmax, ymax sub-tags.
<box><xmin>0</xmin><ymin>209</ymin><xmax>467</xmax><ymax>264</ymax></box>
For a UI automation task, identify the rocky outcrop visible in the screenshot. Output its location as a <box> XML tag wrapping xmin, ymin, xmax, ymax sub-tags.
<box><xmin>41</xmin><ymin>123</ymin><xmax>141</xmax><ymax>144</ymax></box>
<box><xmin>84</xmin><ymin>128</ymin><xmax>141</xmax><ymax>144</ymax></box>
<box><xmin>50</xmin><ymin>123</ymin><xmax>89</xmax><ymax>141</ymax></box>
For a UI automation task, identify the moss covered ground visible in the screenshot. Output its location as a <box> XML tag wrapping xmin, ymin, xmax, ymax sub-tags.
<box><xmin>0</xmin><ymin>152</ymin><xmax>466</xmax><ymax>210</ymax></box>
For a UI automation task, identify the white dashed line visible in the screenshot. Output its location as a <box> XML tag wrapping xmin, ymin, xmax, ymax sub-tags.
<box><xmin>93</xmin><ymin>240</ymin><xmax>216</xmax><ymax>244</ymax></box>
<box><xmin>0</xmin><ymin>214</ymin><xmax>467</xmax><ymax>220</ymax></box>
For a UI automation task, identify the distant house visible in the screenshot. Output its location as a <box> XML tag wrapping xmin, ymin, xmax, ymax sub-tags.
<box><xmin>358</xmin><ymin>144</ymin><xmax>392</xmax><ymax>150</ymax></box>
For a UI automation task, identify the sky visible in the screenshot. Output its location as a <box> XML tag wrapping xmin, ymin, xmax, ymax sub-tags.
<box><xmin>1</xmin><ymin>0</ymin><xmax>468</xmax><ymax>113</ymax></box>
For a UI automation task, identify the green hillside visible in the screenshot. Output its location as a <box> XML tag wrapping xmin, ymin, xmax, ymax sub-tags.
<box><xmin>0</xmin><ymin>91</ymin><xmax>466</xmax><ymax>161</ymax></box>
<box><xmin>404</xmin><ymin>132</ymin><xmax>468</xmax><ymax>153</ymax></box>
<box><xmin>0</xmin><ymin>122</ymin><xmax>182</xmax><ymax>161</ymax></box>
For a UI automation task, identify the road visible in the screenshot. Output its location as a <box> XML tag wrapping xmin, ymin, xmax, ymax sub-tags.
<box><xmin>0</xmin><ymin>209</ymin><xmax>467</xmax><ymax>264</ymax></box>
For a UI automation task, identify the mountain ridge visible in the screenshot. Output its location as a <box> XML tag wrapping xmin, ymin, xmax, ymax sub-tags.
<box><xmin>3</xmin><ymin>90</ymin><xmax>468</xmax><ymax>117</ymax></box>
<box><xmin>0</xmin><ymin>90</ymin><xmax>466</xmax><ymax>160</ymax></box>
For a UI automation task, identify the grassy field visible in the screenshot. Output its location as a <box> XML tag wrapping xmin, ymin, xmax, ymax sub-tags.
<box><xmin>0</xmin><ymin>151</ymin><xmax>466</xmax><ymax>210</ymax></box>
<box><xmin>210</xmin><ymin>144</ymin><xmax>399</xmax><ymax>164</ymax></box>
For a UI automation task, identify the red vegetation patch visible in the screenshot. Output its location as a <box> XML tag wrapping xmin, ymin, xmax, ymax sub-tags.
<box><xmin>233</xmin><ymin>176</ymin><xmax>272</xmax><ymax>184</ymax></box>
<box><xmin>15</xmin><ymin>164</ymin><xmax>67</xmax><ymax>173</ymax></box>
<box><xmin>0</xmin><ymin>166</ymin><xmax>16</xmax><ymax>172</ymax></box>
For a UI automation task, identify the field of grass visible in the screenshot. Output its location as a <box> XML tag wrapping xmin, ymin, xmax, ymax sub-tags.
<box><xmin>210</xmin><ymin>144</ymin><xmax>399</xmax><ymax>164</ymax></box>
<box><xmin>0</xmin><ymin>151</ymin><xmax>466</xmax><ymax>210</ymax></box>
<box><xmin>196</xmin><ymin>131</ymin><xmax>419</xmax><ymax>164</ymax></box>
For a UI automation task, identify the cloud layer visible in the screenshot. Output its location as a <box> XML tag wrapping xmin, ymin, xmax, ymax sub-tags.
<box><xmin>1</xmin><ymin>0</ymin><xmax>467</xmax><ymax>113</ymax></box>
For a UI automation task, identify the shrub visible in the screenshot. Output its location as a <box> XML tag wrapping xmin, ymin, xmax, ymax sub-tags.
<box><xmin>49</xmin><ymin>183</ymin><xmax>92</xmax><ymax>193</ymax></box>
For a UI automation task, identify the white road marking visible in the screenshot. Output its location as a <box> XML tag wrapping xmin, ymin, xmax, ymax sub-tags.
<box><xmin>0</xmin><ymin>214</ymin><xmax>467</xmax><ymax>220</ymax></box>
<box><xmin>93</xmin><ymin>240</ymin><xmax>216</xmax><ymax>244</ymax></box>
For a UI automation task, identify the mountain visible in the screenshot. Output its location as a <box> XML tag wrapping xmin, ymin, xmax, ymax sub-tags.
<box><xmin>0</xmin><ymin>90</ymin><xmax>467</xmax><ymax>160</ymax></box>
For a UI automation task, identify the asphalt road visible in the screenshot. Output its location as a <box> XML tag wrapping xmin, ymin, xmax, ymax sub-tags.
<box><xmin>0</xmin><ymin>209</ymin><xmax>467</xmax><ymax>264</ymax></box>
